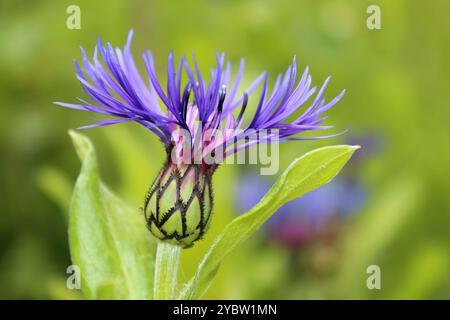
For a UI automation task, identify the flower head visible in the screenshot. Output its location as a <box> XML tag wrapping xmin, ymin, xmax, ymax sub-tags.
<box><xmin>56</xmin><ymin>30</ymin><xmax>345</xmax><ymax>247</ymax></box>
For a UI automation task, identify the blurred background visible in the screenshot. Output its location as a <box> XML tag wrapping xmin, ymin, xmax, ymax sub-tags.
<box><xmin>1</xmin><ymin>0</ymin><xmax>449</xmax><ymax>299</ymax></box>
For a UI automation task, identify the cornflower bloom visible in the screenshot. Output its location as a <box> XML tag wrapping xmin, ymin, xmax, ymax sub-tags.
<box><xmin>55</xmin><ymin>30</ymin><xmax>345</xmax><ymax>247</ymax></box>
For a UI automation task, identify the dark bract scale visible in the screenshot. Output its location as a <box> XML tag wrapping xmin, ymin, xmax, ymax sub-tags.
<box><xmin>144</xmin><ymin>155</ymin><xmax>214</xmax><ymax>248</ymax></box>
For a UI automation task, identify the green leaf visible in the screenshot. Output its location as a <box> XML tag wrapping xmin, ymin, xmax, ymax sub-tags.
<box><xmin>179</xmin><ymin>145</ymin><xmax>359</xmax><ymax>299</ymax></box>
<box><xmin>68</xmin><ymin>130</ymin><xmax>156</xmax><ymax>299</ymax></box>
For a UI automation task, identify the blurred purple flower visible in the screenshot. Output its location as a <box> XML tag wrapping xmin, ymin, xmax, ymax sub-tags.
<box><xmin>236</xmin><ymin>134</ymin><xmax>377</xmax><ymax>249</ymax></box>
<box><xmin>236</xmin><ymin>174</ymin><xmax>366</xmax><ymax>249</ymax></box>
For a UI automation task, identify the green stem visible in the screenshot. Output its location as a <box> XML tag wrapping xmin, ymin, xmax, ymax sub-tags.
<box><xmin>153</xmin><ymin>241</ymin><xmax>181</xmax><ymax>300</ymax></box>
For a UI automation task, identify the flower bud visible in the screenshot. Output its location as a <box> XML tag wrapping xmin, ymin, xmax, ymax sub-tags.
<box><xmin>144</xmin><ymin>158</ymin><xmax>214</xmax><ymax>248</ymax></box>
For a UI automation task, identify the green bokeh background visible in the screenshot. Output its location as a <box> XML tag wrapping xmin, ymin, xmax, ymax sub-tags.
<box><xmin>1</xmin><ymin>0</ymin><xmax>449</xmax><ymax>299</ymax></box>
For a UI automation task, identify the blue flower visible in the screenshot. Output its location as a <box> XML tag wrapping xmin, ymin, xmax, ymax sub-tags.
<box><xmin>55</xmin><ymin>30</ymin><xmax>346</xmax><ymax>247</ymax></box>
<box><xmin>236</xmin><ymin>172</ymin><xmax>366</xmax><ymax>249</ymax></box>
<box><xmin>234</xmin><ymin>133</ymin><xmax>380</xmax><ymax>250</ymax></box>
<box><xmin>55</xmin><ymin>30</ymin><xmax>345</xmax><ymax>160</ymax></box>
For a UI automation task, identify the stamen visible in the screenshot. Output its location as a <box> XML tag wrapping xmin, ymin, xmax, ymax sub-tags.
<box><xmin>212</xmin><ymin>85</ymin><xmax>227</xmax><ymax>129</ymax></box>
<box><xmin>236</xmin><ymin>92</ymin><xmax>248</xmax><ymax>124</ymax></box>
<box><xmin>182</xmin><ymin>83</ymin><xmax>192</xmax><ymax>119</ymax></box>
<box><xmin>217</xmin><ymin>85</ymin><xmax>227</xmax><ymax>114</ymax></box>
